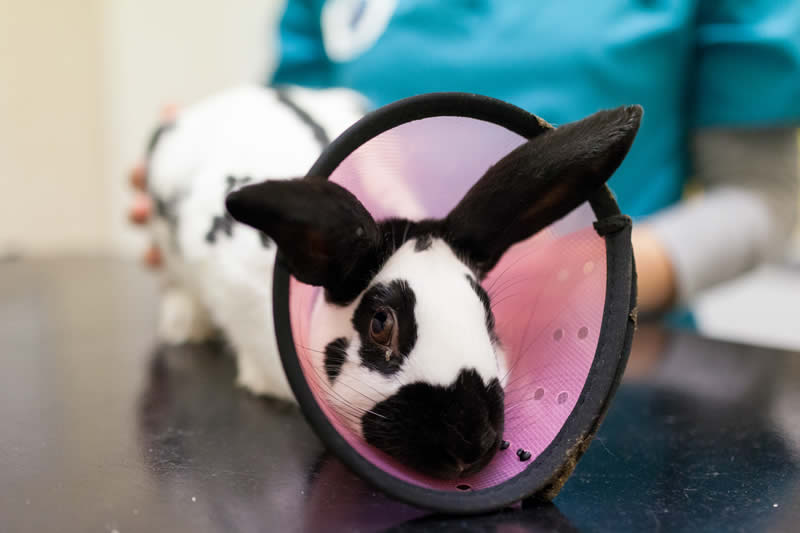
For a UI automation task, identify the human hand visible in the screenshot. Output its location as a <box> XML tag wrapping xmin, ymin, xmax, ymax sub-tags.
<box><xmin>128</xmin><ymin>161</ymin><xmax>163</xmax><ymax>268</ymax></box>
<box><xmin>127</xmin><ymin>104</ymin><xmax>178</xmax><ymax>268</ymax></box>
<box><xmin>631</xmin><ymin>225</ymin><xmax>677</xmax><ymax>313</ymax></box>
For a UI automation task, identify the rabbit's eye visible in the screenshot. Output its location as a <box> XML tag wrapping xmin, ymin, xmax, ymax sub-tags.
<box><xmin>370</xmin><ymin>308</ymin><xmax>395</xmax><ymax>346</ymax></box>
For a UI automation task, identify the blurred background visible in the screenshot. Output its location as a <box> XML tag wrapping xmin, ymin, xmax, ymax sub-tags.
<box><xmin>1</xmin><ymin>1</ymin><xmax>799</xmax><ymax>349</ymax></box>
<box><xmin>0</xmin><ymin>0</ymin><xmax>279</xmax><ymax>259</ymax></box>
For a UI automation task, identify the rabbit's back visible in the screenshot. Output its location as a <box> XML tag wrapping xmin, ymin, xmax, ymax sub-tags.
<box><xmin>146</xmin><ymin>85</ymin><xmax>366</xmax><ymax>399</ymax></box>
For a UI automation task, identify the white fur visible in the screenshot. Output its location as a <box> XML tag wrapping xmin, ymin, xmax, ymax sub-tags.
<box><xmin>157</xmin><ymin>286</ymin><xmax>216</xmax><ymax>344</ymax></box>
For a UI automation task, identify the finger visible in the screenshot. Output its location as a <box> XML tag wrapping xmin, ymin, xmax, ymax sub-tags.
<box><xmin>129</xmin><ymin>193</ymin><xmax>153</xmax><ymax>224</ymax></box>
<box><xmin>144</xmin><ymin>244</ymin><xmax>163</xmax><ymax>268</ymax></box>
<box><xmin>160</xmin><ymin>103</ymin><xmax>179</xmax><ymax>122</ymax></box>
<box><xmin>130</xmin><ymin>162</ymin><xmax>147</xmax><ymax>191</ymax></box>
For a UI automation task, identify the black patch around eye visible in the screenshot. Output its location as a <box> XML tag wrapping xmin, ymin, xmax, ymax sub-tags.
<box><xmin>466</xmin><ymin>274</ymin><xmax>498</xmax><ymax>343</ymax></box>
<box><xmin>371</xmin><ymin>310</ymin><xmax>389</xmax><ymax>335</ymax></box>
<box><xmin>352</xmin><ymin>280</ymin><xmax>417</xmax><ymax>376</ymax></box>
<box><xmin>414</xmin><ymin>234</ymin><xmax>432</xmax><ymax>252</ymax></box>
<box><xmin>324</xmin><ymin>337</ymin><xmax>349</xmax><ymax>383</ymax></box>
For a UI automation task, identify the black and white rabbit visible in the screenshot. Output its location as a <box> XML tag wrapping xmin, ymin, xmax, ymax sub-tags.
<box><xmin>147</xmin><ymin>85</ymin><xmax>641</xmax><ymax>479</ymax></box>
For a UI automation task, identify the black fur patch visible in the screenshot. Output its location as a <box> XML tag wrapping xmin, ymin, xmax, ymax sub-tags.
<box><xmin>206</xmin><ymin>175</ymin><xmax>264</xmax><ymax>246</ymax></box>
<box><xmin>146</xmin><ymin>121</ymin><xmax>184</xmax><ymax>253</ymax></box>
<box><xmin>379</xmin><ymin>218</ymin><xmax>439</xmax><ymax>256</ymax></box>
<box><xmin>323</xmin><ymin>337</ymin><xmax>349</xmax><ymax>383</ymax></box>
<box><xmin>153</xmin><ymin>193</ymin><xmax>184</xmax><ymax>252</ymax></box>
<box><xmin>352</xmin><ymin>280</ymin><xmax>417</xmax><ymax>376</ymax></box>
<box><xmin>362</xmin><ymin>369</ymin><xmax>504</xmax><ymax>479</ymax></box>
<box><xmin>205</xmin><ymin>214</ymin><xmax>234</xmax><ymax>243</ymax></box>
<box><xmin>146</xmin><ymin>122</ymin><xmax>175</xmax><ymax>158</ymax></box>
<box><xmin>466</xmin><ymin>274</ymin><xmax>498</xmax><ymax>343</ymax></box>
<box><xmin>225</xmin><ymin>175</ymin><xmax>252</xmax><ymax>192</ymax></box>
<box><xmin>275</xmin><ymin>88</ymin><xmax>331</xmax><ymax>150</ymax></box>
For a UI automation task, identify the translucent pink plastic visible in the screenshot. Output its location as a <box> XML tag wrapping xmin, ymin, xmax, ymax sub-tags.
<box><xmin>289</xmin><ymin>117</ymin><xmax>606</xmax><ymax>491</ymax></box>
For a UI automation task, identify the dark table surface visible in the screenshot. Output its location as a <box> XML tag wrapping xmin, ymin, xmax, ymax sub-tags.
<box><xmin>2</xmin><ymin>258</ymin><xmax>799</xmax><ymax>532</ymax></box>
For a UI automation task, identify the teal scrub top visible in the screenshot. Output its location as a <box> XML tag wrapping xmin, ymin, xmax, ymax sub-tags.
<box><xmin>272</xmin><ymin>0</ymin><xmax>800</xmax><ymax>218</ymax></box>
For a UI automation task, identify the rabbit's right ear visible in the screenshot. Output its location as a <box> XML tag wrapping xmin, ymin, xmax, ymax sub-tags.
<box><xmin>443</xmin><ymin>105</ymin><xmax>642</xmax><ymax>275</ymax></box>
<box><xmin>226</xmin><ymin>178</ymin><xmax>381</xmax><ymax>304</ymax></box>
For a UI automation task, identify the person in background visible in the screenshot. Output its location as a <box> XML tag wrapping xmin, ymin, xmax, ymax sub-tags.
<box><xmin>130</xmin><ymin>0</ymin><xmax>800</xmax><ymax>318</ymax></box>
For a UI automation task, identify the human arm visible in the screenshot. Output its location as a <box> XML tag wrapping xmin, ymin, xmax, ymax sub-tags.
<box><xmin>635</xmin><ymin>128</ymin><xmax>799</xmax><ymax>311</ymax></box>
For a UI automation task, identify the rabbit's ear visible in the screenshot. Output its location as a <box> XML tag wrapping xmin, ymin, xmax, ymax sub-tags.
<box><xmin>226</xmin><ymin>178</ymin><xmax>381</xmax><ymax>304</ymax></box>
<box><xmin>443</xmin><ymin>105</ymin><xmax>642</xmax><ymax>275</ymax></box>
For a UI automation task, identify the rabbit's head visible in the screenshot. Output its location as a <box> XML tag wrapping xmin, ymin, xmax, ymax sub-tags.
<box><xmin>226</xmin><ymin>105</ymin><xmax>642</xmax><ymax>479</ymax></box>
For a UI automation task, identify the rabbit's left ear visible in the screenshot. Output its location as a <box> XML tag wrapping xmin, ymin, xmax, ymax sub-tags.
<box><xmin>226</xmin><ymin>178</ymin><xmax>381</xmax><ymax>304</ymax></box>
<box><xmin>442</xmin><ymin>105</ymin><xmax>642</xmax><ymax>275</ymax></box>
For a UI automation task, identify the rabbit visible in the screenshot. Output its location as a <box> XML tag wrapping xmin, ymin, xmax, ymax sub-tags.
<box><xmin>147</xmin><ymin>84</ymin><xmax>642</xmax><ymax>480</ymax></box>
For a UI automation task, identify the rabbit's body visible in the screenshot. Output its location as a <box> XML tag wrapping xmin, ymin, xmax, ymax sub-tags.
<box><xmin>147</xmin><ymin>85</ymin><xmax>642</xmax><ymax>479</ymax></box>
<box><xmin>147</xmin><ymin>85</ymin><xmax>367</xmax><ymax>401</ymax></box>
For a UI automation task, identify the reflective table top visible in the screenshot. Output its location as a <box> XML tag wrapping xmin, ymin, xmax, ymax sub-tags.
<box><xmin>1</xmin><ymin>258</ymin><xmax>798</xmax><ymax>532</ymax></box>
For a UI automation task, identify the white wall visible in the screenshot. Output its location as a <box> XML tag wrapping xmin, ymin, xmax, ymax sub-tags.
<box><xmin>0</xmin><ymin>0</ymin><xmax>106</xmax><ymax>256</ymax></box>
<box><xmin>102</xmin><ymin>0</ymin><xmax>284</xmax><ymax>257</ymax></box>
<box><xmin>0</xmin><ymin>0</ymin><xmax>283</xmax><ymax>258</ymax></box>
